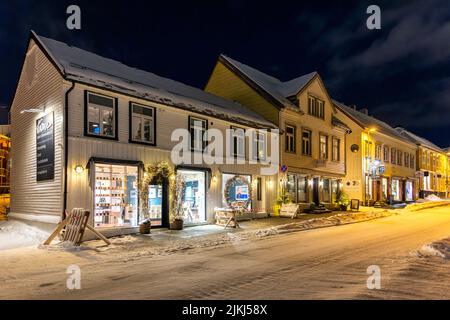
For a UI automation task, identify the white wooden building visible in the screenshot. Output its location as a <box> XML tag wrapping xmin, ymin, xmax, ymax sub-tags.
<box><xmin>9</xmin><ymin>31</ymin><xmax>278</xmax><ymax>236</ymax></box>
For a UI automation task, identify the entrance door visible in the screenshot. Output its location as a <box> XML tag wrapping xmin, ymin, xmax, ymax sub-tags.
<box><xmin>374</xmin><ymin>180</ymin><xmax>382</xmax><ymax>201</ymax></box>
<box><xmin>178</xmin><ymin>169</ymin><xmax>206</xmax><ymax>224</ymax></box>
<box><xmin>313</xmin><ymin>178</ymin><xmax>320</xmax><ymax>205</ymax></box>
<box><xmin>148</xmin><ymin>181</ymin><xmax>169</xmax><ymax>227</ymax></box>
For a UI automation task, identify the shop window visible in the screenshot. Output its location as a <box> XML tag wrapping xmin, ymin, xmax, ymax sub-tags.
<box><xmin>222</xmin><ymin>174</ymin><xmax>252</xmax><ymax>210</ymax></box>
<box><xmin>230</xmin><ymin>126</ymin><xmax>245</xmax><ymax>158</ymax></box>
<box><xmin>297</xmin><ymin>176</ymin><xmax>307</xmax><ymax>203</ymax></box>
<box><xmin>322</xmin><ymin>178</ymin><xmax>330</xmax><ymax>202</ymax></box>
<box><xmin>392</xmin><ymin>179</ymin><xmax>401</xmax><ymax>201</ymax></box>
<box><xmin>86</xmin><ymin>91</ymin><xmax>116</xmax><ymax>138</ymax></box>
<box><xmin>94</xmin><ymin>164</ymin><xmax>138</xmax><ymax>228</ymax></box>
<box><xmin>405</xmin><ymin>181</ymin><xmax>414</xmax><ymax>201</ymax></box>
<box><xmin>302</xmin><ymin>129</ymin><xmax>312</xmax><ymax>155</ymax></box>
<box><xmin>286</xmin><ymin>174</ymin><xmax>296</xmax><ymax>202</ymax></box>
<box><xmin>130</xmin><ymin>103</ymin><xmax>155</xmax><ymax>145</ymax></box>
<box><xmin>178</xmin><ymin>169</ymin><xmax>206</xmax><ymax>223</ymax></box>
<box><xmin>331</xmin><ymin>179</ymin><xmax>339</xmax><ymax>203</ymax></box>
<box><xmin>189</xmin><ymin>117</ymin><xmax>207</xmax><ymax>152</ymax></box>
<box><xmin>332</xmin><ymin>137</ymin><xmax>340</xmax><ymax>161</ymax></box>
<box><xmin>285</xmin><ymin>124</ymin><xmax>296</xmax><ymax>153</ymax></box>
<box><xmin>319</xmin><ymin>134</ymin><xmax>328</xmax><ymax>160</ymax></box>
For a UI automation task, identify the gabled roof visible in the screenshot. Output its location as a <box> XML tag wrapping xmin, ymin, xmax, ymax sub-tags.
<box><xmin>333</xmin><ymin>100</ymin><xmax>414</xmax><ymax>144</ymax></box>
<box><xmin>219</xmin><ymin>54</ymin><xmax>317</xmax><ymax>109</ymax></box>
<box><xmin>395</xmin><ymin>127</ymin><xmax>444</xmax><ymax>152</ymax></box>
<box><xmin>29</xmin><ymin>31</ymin><xmax>275</xmax><ymax>129</ymax></box>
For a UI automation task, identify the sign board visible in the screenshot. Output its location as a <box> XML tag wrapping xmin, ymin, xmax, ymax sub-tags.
<box><xmin>36</xmin><ymin>112</ymin><xmax>55</xmax><ymax>181</ymax></box>
<box><xmin>280</xmin><ymin>165</ymin><xmax>288</xmax><ymax>173</ymax></box>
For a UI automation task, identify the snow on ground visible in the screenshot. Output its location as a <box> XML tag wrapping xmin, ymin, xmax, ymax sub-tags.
<box><xmin>417</xmin><ymin>238</ymin><xmax>450</xmax><ymax>259</ymax></box>
<box><xmin>0</xmin><ymin>220</ymin><xmax>49</xmax><ymax>250</ymax></box>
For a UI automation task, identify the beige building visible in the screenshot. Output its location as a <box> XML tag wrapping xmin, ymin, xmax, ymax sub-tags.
<box><xmin>9</xmin><ymin>32</ymin><xmax>278</xmax><ymax>236</ymax></box>
<box><xmin>396</xmin><ymin>128</ymin><xmax>447</xmax><ymax>198</ymax></box>
<box><xmin>206</xmin><ymin>55</ymin><xmax>351</xmax><ymax>209</ymax></box>
<box><xmin>334</xmin><ymin>102</ymin><xmax>417</xmax><ymax>205</ymax></box>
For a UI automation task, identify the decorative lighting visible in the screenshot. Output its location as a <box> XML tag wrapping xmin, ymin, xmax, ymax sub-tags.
<box><xmin>74</xmin><ymin>164</ymin><xmax>84</xmax><ymax>174</ymax></box>
<box><xmin>369</xmin><ymin>128</ymin><xmax>377</xmax><ymax>133</ymax></box>
<box><xmin>170</xmin><ymin>174</ymin><xmax>176</xmax><ymax>181</ymax></box>
<box><xmin>212</xmin><ymin>175</ymin><xmax>218</xmax><ymax>183</ymax></box>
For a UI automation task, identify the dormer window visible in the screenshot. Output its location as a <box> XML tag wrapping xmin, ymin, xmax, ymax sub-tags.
<box><xmin>308</xmin><ymin>95</ymin><xmax>325</xmax><ymax>120</ymax></box>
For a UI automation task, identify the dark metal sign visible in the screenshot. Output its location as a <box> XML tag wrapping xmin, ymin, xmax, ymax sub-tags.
<box><xmin>36</xmin><ymin>112</ymin><xmax>54</xmax><ymax>181</ymax></box>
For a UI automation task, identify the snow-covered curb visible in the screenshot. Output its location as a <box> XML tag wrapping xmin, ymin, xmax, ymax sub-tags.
<box><xmin>406</xmin><ymin>200</ymin><xmax>450</xmax><ymax>212</ymax></box>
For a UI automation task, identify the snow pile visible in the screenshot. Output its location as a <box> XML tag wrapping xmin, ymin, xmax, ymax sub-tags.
<box><xmin>417</xmin><ymin>239</ymin><xmax>450</xmax><ymax>259</ymax></box>
<box><xmin>0</xmin><ymin>221</ymin><xmax>49</xmax><ymax>250</ymax></box>
<box><xmin>38</xmin><ymin>241</ymin><xmax>100</xmax><ymax>252</ymax></box>
<box><xmin>425</xmin><ymin>194</ymin><xmax>442</xmax><ymax>202</ymax></box>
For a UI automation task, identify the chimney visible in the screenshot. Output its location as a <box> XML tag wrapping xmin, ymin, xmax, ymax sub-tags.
<box><xmin>349</xmin><ymin>104</ymin><xmax>357</xmax><ymax>110</ymax></box>
<box><xmin>359</xmin><ymin>108</ymin><xmax>369</xmax><ymax>115</ymax></box>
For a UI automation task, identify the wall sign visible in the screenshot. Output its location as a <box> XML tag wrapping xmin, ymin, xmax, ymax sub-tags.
<box><xmin>36</xmin><ymin>112</ymin><xmax>55</xmax><ymax>181</ymax></box>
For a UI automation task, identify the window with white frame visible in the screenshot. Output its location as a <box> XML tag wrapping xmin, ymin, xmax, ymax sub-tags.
<box><xmin>302</xmin><ymin>129</ymin><xmax>312</xmax><ymax>155</ymax></box>
<box><xmin>319</xmin><ymin>134</ymin><xmax>328</xmax><ymax>160</ymax></box>
<box><xmin>308</xmin><ymin>95</ymin><xmax>325</xmax><ymax>119</ymax></box>
<box><xmin>86</xmin><ymin>92</ymin><xmax>116</xmax><ymax>138</ymax></box>
<box><xmin>332</xmin><ymin>137</ymin><xmax>340</xmax><ymax>161</ymax></box>
<box><xmin>391</xmin><ymin>148</ymin><xmax>397</xmax><ymax>164</ymax></box>
<box><xmin>410</xmin><ymin>154</ymin><xmax>415</xmax><ymax>169</ymax></box>
<box><xmin>383</xmin><ymin>145</ymin><xmax>389</xmax><ymax>162</ymax></box>
<box><xmin>231</xmin><ymin>126</ymin><xmax>245</xmax><ymax>158</ymax></box>
<box><xmin>404</xmin><ymin>153</ymin><xmax>410</xmax><ymax>168</ymax></box>
<box><xmin>130</xmin><ymin>103</ymin><xmax>155</xmax><ymax>144</ymax></box>
<box><xmin>375</xmin><ymin>144</ymin><xmax>382</xmax><ymax>160</ymax></box>
<box><xmin>252</xmin><ymin>131</ymin><xmax>266</xmax><ymax>161</ymax></box>
<box><xmin>189</xmin><ymin>117</ymin><xmax>207</xmax><ymax>152</ymax></box>
<box><xmin>397</xmin><ymin>150</ymin><xmax>403</xmax><ymax>166</ymax></box>
<box><xmin>285</xmin><ymin>124</ymin><xmax>296</xmax><ymax>153</ymax></box>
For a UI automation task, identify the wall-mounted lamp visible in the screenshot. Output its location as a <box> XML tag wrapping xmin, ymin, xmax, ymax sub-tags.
<box><xmin>319</xmin><ymin>180</ymin><xmax>324</xmax><ymax>188</ymax></box>
<box><xmin>267</xmin><ymin>179</ymin><xmax>273</xmax><ymax>188</ymax></box>
<box><xmin>308</xmin><ymin>179</ymin><xmax>313</xmax><ymax>187</ymax></box>
<box><xmin>170</xmin><ymin>173</ymin><xmax>176</xmax><ymax>182</ymax></box>
<box><xmin>74</xmin><ymin>164</ymin><xmax>84</xmax><ymax>174</ymax></box>
<box><xmin>212</xmin><ymin>175</ymin><xmax>218</xmax><ymax>183</ymax></box>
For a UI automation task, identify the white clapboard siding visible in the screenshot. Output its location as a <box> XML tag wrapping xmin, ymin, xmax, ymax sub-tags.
<box><xmin>66</xmin><ymin>83</ymin><xmax>278</xmax><ymax>223</ymax></box>
<box><xmin>10</xmin><ymin>39</ymin><xmax>64</xmax><ymax>221</ymax></box>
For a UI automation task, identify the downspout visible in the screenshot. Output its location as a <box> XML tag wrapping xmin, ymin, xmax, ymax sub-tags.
<box><xmin>62</xmin><ymin>82</ymin><xmax>75</xmax><ymax>220</ymax></box>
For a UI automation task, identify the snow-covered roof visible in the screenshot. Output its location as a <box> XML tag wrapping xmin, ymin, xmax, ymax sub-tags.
<box><xmin>31</xmin><ymin>32</ymin><xmax>275</xmax><ymax>129</ymax></box>
<box><xmin>395</xmin><ymin>127</ymin><xmax>443</xmax><ymax>152</ymax></box>
<box><xmin>219</xmin><ymin>54</ymin><xmax>317</xmax><ymax>108</ymax></box>
<box><xmin>333</xmin><ymin>100</ymin><xmax>414</xmax><ymax>144</ymax></box>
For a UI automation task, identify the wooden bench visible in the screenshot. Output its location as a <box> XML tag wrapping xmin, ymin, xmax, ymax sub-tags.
<box><xmin>279</xmin><ymin>203</ymin><xmax>300</xmax><ymax>219</ymax></box>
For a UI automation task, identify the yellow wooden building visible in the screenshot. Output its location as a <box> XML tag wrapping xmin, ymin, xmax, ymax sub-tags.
<box><xmin>206</xmin><ymin>55</ymin><xmax>351</xmax><ymax>210</ymax></box>
<box><xmin>396</xmin><ymin>128</ymin><xmax>447</xmax><ymax>199</ymax></box>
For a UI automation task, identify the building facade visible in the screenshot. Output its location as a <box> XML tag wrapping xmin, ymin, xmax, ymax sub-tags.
<box><xmin>396</xmin><ymin>128</ymin><xmax>447</xmax><ymax>199</ymax></box>
<box><xmin>334</xmin><ymin>102</ymin><xmax>418</xmax><ymax>205</ymax></box>
<box><xmin>205</xmin><ymin>55</ymin><xmax>350</xmax><ymax>210</ymax></box>
<box><xmin>9</xmin><ymin>32</ymin><xmax>278</xmax><ymax>236</ymax></box>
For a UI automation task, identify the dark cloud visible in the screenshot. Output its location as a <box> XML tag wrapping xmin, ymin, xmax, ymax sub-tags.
<box><xmin>0</xmin><ymin>0</ymin><xmax>449</xmax><ymax>147</ymax></box>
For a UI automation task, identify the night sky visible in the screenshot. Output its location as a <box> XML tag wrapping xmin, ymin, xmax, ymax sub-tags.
<box><xmin>1</xmin><ymin>0</ymin><xmax>449</xmax><ymax>147</ymax></box>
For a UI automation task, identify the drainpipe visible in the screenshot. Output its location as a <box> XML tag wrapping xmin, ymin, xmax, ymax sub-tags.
<box><xmin>62</xmin><ymin>82</ymin><xmax>75</xmax><ymax>220</ymax></box>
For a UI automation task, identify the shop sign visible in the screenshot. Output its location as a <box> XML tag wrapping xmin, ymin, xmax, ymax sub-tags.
<box><xmin>280</xmin><ymin>165</ymin><xmax>288</xmax><ymax>173</ymax></box>
<box><xmin>36</xmin><ymin>112</ymin><xmax>55</xmax><ymax>181</ymax></box>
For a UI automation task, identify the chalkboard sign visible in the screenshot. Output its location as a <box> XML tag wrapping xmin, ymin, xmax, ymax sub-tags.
<box><xmin>36</xmin><ymin>112</ymin><xmax>54</xmax><ymax>181</ymax></box>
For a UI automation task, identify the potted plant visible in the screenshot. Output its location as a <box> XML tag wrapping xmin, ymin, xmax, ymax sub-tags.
<box><xmin>170</xmin><ymin>215</ymin><xmax>184</xmax><ymax>230</ymax></box>
<box><xmin>139</xmin><ymin>219</ymin><xmax>151</xmax><ymax>234</ymax></box>
<box><xmin>335</xmin><ymin>189</ymin><xmax>350</xmax><ymax>211</ymax></box>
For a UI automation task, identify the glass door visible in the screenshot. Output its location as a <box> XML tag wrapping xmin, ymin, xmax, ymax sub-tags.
<box><xmin>178</xmin><ymin>169</ymin><xmax>206</xmax><ymax>224</ymax></box>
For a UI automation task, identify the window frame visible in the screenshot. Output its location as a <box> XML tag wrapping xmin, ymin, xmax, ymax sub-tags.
<box><xmin>188</xmin><ymin>116</ymin><xmax>208</xmax><ymax>152</ymax></box>
<box><xmin>230</xmin><ymin>126</ymin><xmax>246</xmax><ymax>159</ymax></box>
<box><xmin>84</xmin><ymin>90</ymin><xmax>118</xmax><ymax>140</ymax></box>
<box><xmin>391</xmin><ymin>148</ymin><xmax>397</xmax><ymax>165</ymax></box>
<box><xmin>319</xmin><ymin>133</ymin><xmax>329</xmax><ymax>160</ymax></box>
<box><xmin>285</xmin><ymin>124</ymin><xmax>296</xmax><ymax>153</ymax></box>
<box><xmin>383</xmin><ymin>145</ymin><xmax>390</xmax><ymax>163</ymax></box>
<box><xmin>129</xmin><ymin>102</ymin><xmax>157</xmax><ymax>146</ymax></box>
<box><xmin>332</xmin><ymin>137</ymin><xmax>340</xmax><ymax>162</ymax></box>
<box><xmin>301</xmin><ymin>129</ymin><xmax>312</xmax><ymax>156</ymax></box>
<box><xmin>307</xmin><ymin>95</ymin><xmax>325</xmax><ymax>120</ymax></box>
<box><xmin>252</xmin><ymin>131</ymin><xmax>267</xmax><ymax>162</ymax></box>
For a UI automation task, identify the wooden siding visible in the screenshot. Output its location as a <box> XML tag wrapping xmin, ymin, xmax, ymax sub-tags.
<box><xmin>10</xmin><ymin>39</ymin><xmax>64</xmax><ymax>221</ymax></box>
<box><xmin>205</xmin><ymin>61</ymin><xmax>279</xmax><ymax>125</ymax></box>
